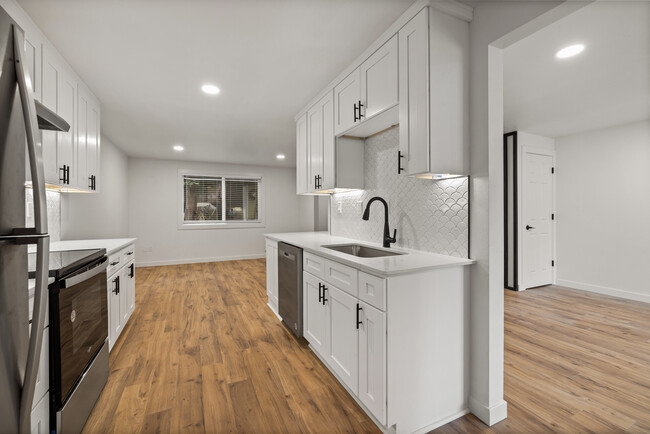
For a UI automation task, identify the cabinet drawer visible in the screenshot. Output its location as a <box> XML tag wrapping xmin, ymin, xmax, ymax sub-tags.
<box><xmin>358</xmin><ymin>271</ymin><xmax>386</xmax><ymax>311</ymax></box>
<box><xmin>107</xmin><ymin>251</ymin><xmax>123</xmax><ymax>277</ymax></box>
<box><xmin>121</xmin><ymin>244</ymin><xmax>135</xmax><ymax>263</ymax></box>
<box><xmin>325</xmin><ymin>260</ymin><xmax>358</xmax><ymax>297</ymax></box>
<box><xmin>303</xmin><ymin>252</ymin><xmax>326</xmax><ymax>279</ymax></box>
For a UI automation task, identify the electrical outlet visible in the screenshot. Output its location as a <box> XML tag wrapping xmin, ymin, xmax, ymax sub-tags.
<box><xmin>143</xmin><ymin>246</ymin><xmax>153</xmax><ymax>253</ymax></box>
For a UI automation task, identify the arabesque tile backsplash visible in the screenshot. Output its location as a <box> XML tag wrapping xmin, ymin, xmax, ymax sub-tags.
<box><xmin>25</xmin><ymin>188</ymin><xmax>61</xmax><ymax>241</ymax></box>
<box><xmin>330</xmin><ymin>127</ymin><xmax>469</xmax><ymax>258</ymax></box>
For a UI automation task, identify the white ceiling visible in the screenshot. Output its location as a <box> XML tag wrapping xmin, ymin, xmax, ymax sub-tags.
<box><xmin>504</xmin><ymin>1</ymin><xmax>650</xmax><ymax>139</ymax></box>
<box><xmin>18</xmin><ymin>0</ymin><xmax>415</xmax><ymax>167</ymax></box>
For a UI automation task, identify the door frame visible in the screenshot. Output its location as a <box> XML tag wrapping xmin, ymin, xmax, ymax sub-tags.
<box><xmin>517</xmin><ymin>144</ymin><xmax>556</xmax><ymax>290</ymax></box>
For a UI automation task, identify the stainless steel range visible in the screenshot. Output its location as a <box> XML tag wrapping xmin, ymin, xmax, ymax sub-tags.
<box><xmin>29</xmin><ymin>249</ymin><xmax>109</xmax><ymax>434</ymax></box>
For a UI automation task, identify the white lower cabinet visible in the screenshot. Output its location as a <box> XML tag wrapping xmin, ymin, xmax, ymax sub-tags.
<box><xmin>265</xmin><ymin>239</ymin><xmax>279</xmax><ymax>315</ymax></box>
<box><xmin>107</xmin><ymin>243</ymin><xmax>136</xmax><ymax>351</ymax></box>
<box><xmin>300</xmin><ymin>250</ymin><xmax>469</xmax><ymax>433</ymax></box>
<box><xmin>303</xmin><ymin>267</ymin><xmax>386</xmax><ymax>424</ymax></box>
<box><xmin>303</xmin><ymin>272</ymin><xmax>328</xmax><ymax>355</ymax></box>
<box><xmin>326</xmin><ymin>285</ymin><xmax>359</xmax><ymax>395</ymax></box>
<box><xmin>358</xmin><ymin>301</ymin><xmax>386</xmax><ymax>425</ymax></box>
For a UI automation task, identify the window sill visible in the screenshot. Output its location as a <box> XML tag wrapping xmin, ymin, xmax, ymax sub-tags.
<box><xmin>178</xmin><ymin>221</ymin><xmax>265</xmax><ymax>230</ymax></box>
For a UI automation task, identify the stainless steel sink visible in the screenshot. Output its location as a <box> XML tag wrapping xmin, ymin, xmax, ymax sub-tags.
<box><xmin>322</xmin><ymin>244</ymin><xmax>405</xmax><ymax>258</ymax></box>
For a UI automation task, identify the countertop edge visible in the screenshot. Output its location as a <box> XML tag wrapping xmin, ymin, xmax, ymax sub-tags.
<box><xmin>265</xmin><ymin>232</ymin><xmax>474</xmax><ymax>277</ymax></box>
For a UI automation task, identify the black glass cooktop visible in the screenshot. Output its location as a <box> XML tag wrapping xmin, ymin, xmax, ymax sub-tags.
<box><xmin>28</xmin><ymin>248</ymin><xmax>106</xmax><ymax>279</ymax></box>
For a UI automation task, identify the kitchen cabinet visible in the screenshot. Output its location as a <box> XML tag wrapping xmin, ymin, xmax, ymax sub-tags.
<box><xmin>333</xmin><ymin>35</ymin><xmax>398</xmax><ymax>138</ymax></box>
<box><xmin>358</xmin><ymin>300</ymin><xmax>386</xmax><ymax>424</ymax></box>
<box><xmin>398</xmin><ymin>6</ymin><xmax>468</xmax><ymax>179</ymax></box>
<box><xmin>334</xmin><ymin>70</ymin><xmax>361</xmax><ymax>135</ymax></box>
<box><xmin>56</xmin><ymin>66</ymin><xmax>77</xmax><ymax>187</ymax></box>
<box><xmin>307</xmin><ymin>91</ymin><xmax>335</xmax><ymax>192</ymax></box>
<box><xmin>295</xmin><ymin>113</ymin><xmax>308</xmax><ymax>194</ymax></box>
<box><xmin>326</xmin><ymin>284</ymin><xmax>359</xmax><ymax>394</ymax></box>
<box><xmin>77</xmin><ymin>84</ymin><xmax>101</xmax><ymax>192</ymax></box>
<box><xmin>107</xmin><ymin>243</ymin><xmax>136</xmax><ymax>351</ymax></box>
<box><xmin>303</xmin><ymin>272</ymin><xmax>328</xmax><ymax>355</ymax></box>
<box><xmin>296</xmin><ymin>247</ymin><xmax>468</xmax><ymax>432</ymax></box>
<box><xmin>265</xmin><ymin>239</ymin><xmax>279</xmax><ymax>315</ymax></box>
<box><xmin>298</xmin><ymin>92</ymin><xmax>364</xmax><ymax>195</ymax></box>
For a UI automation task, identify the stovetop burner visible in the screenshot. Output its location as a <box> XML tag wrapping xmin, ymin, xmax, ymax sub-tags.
<box><xmin>28</xmin><ymin>248</ymin><xmax>107</xmax><ymax>279</ymax></box>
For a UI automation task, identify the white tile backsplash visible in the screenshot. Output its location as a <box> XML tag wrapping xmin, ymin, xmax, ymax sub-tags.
<box><xmin>330</xmin><ymin>127</ymin><xmax>469</xmax><ymax>258</ymax></box>
<box><xmin>25</xmin><ymin>188</ymin><xmax>61</xmax><ymax>241</ymax></box>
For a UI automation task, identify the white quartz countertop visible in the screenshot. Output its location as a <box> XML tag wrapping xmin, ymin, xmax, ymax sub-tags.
<box><xmin>265</xmin><ymin>232</ymin><xmax>474</xmax><ymax>277</ymax></box>
<box><xmin>47</xmin><ymin>238</ymin><xmax>137</xmax><ymax>255</ymax></box>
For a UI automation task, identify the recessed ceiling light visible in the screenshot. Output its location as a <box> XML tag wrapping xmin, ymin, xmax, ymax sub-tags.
<box><xmin>173</xmin><ymin>145</ymin><xmax>184</xmax><ymax>152</ymax></box>
<box><xmin>555</xmin><ymin>44</ymin><xmax>585</xmax><ymax>59</ymax></box>
<box><xmin>201</xmin><ymin>84</ymin><xmax>220</xmax><ymax>95</ymax></box>
<box><xmin>276</xmin><ymin>154</ymin><xmax>286</xmax><ymax>160</ymax></box>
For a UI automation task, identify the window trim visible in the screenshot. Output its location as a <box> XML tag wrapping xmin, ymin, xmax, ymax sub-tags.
<box><xmin>177</xmin><ymin>169</ymin><xmax>265</xmax><ymax>230</ymax></box>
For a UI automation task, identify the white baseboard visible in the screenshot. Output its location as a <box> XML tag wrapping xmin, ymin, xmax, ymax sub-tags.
<box><xmin>556</xmin><ymin>279</ymin><xmax>650</xmax><ymax>304</ymax></box>
<box><xmin>411</xmin><ymin>408</ymin><xmax>470</xmax><ymax>434</ymax></box>
<box><xmin>469</xmin><ymin>397</ymin><xmax>507</xmax><ymax>426</ymax></box>
<box><xmin>135</xmin><ymin>253</ymin><xmax>265</xmax><ymax>268</ymax></box>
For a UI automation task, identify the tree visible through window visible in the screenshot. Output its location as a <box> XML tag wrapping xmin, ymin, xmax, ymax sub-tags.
<box><xmin>183</xmin><ymin>175</ymin><xmax>260</xmax><ymax>225</ymax></box>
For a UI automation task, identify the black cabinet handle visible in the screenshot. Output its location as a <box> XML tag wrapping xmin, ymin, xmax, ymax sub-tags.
<box><xmin>314</xmin><ymin>175</ymin><xmax>318</xmax><ymax>190</ymax></box>
<box><xmin>526</xmin><ymin>225</ymin><xmax>535</xmax><ymax>230</ymax></box>
<box><xmin>356</xmin><ymin>303</ymin><xmax>362</xmax><ymax>329</ymax></box>
<box><xmin>398</xmin><ymin>151</ymin><xmax>405</xmax><ymax>174</ymax></box>
<box><xmin>65</xmin><ymin>165</ymin><xmax>70</xmax><ymax>184</ymax></box>
<box><xmin>322</xmin><ymin>285</ymin><xmax>328</xmax><ymax>305</ymax></box>
<box><xmin>318</xmin><ymin>175</ymin><xmax>322</xmax><ymax>189</ymax></box>
<box><xmin>59</xmin><ymin>165</ymin><xmax>66</xmax><ymax>183</ymax></box>
<box><xmin>129</xmin><ymin>264</ymin><xmax>135</xmax><ymax>278</ymax></box>
<box><xmin>110</xmin><ymin>261</ymin><xmax>119</xmax><ymax>266</ymax></box>
<box><xmin>116</xmin><ymin>275</ymin><xmax>120</xmax><ymax>294</ymax></box>
<box><xmin>89</xmin><ymin>176</ymin><xmax>93</xmax><ymax>189</ymax></box>
<box><xmin>353</xmin><ymin>102</ymin><xmax>358</xmax><ymax>122</ymax></box>
<box><xmin>318</xmin><ymin>282</ymin><xmax>323</xmax><ymax>303</ymax></box>
<box><xmin>358</xmin><ymin>100</ymin><xmax>364</xmax><ymax>120</ymax></box>
<box><xmin>112</xmin><ymin>276</ymin><xmax>120</xmax><ymax>294</ymax></box>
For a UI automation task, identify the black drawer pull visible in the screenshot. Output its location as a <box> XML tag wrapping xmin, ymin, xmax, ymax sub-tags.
<box><xmin>356</xmin><ymin>303</ymin><xmax>363</xmax><ymax>329</ymax></box>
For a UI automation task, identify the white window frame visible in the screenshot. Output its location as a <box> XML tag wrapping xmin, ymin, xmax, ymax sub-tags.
<box><xmin>177</xmin><ymin>169</ymin><xmax>265</xmax><ymax>230</ymax></box>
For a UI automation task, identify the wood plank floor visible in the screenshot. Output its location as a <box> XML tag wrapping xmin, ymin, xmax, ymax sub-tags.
<box><xmin>83</xmin><ymin>260</ymin><xmax>380</xmax><ymax>434</ymax></box>
<box><xmin>434</xmin><ymin>285</ymin><xmax>650</xmax><ymax>433</ymax></box>
<box><xmin>84</xmin><ymin>261</ymin><xmax>650</xmax><ymax>433</ymax></box>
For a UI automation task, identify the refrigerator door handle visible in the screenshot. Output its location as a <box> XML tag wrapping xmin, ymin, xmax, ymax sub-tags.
<box><xmin>13</xmin><ymin>24</ymin><xmax>48</xmax><ymax>236</ymax></box>
<box><xmin>13</xmin><ymin>25</ymin><xmax>50</xmax><ymax>434</ymax></box>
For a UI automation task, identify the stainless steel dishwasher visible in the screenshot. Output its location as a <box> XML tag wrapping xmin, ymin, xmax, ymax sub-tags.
<box><xmin>278</xmin><ymin>242</ymin><xmax>303</xmax><ymax>337</ymax></box>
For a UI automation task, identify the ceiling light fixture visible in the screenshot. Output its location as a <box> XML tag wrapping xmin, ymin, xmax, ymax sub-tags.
<box><xmin>276</xmin><ymin>154</ymin><xmax>286</xmax><ymax>160</ymax></box>
<box><xmin>201</xmin><ymin>84</ymin><xmax>220</xmax><ymax>95</ymax></box>
<box><xmin>173</xmin><ymin>145</ymin><xmax>184</xmax><ymax>152</ymax></box>
<box><xmin>555</xmin><ymin>44</ymin><xmax>585</xmax><ymax>59</ymax></box>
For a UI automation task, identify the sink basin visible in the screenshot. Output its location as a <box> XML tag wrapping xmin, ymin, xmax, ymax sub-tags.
<box><xmin>322</xmin><ymin>244</ymin><xmax>405</xmax><ymax>258</ymax></box>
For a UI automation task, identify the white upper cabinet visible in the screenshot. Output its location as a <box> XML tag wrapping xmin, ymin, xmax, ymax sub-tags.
<box><xmin>78</xmin><ymin>84</ymin><xmax>101</xmax><ymax>192</ymax></box>
<box><xmin>8</xmin><ymin>3</ymin><xmax>102</xmax><ymax>192</ymax></box>
<box><xmin>296</xmin><ymin>113</ymin><xmax>308</xmax><ymax>195</ymax></box>
<box><xmin>360</xmin><ymin>34</ymin><xmax>398</xmax><ymax>120</ymax></box>
<box><xmin>334</xmin><ymin>70</ymin><xmax>361</xmax><ymax>136</ymax></box>
<box><xmin>398</xmin><ymin>8</ymin><xmax>430</xmax><ymax>176</ymax></box>
<box><xmin>398</xmin><ymin>6</ymin><xmax>469</xmax><ymax>179</ymax></box>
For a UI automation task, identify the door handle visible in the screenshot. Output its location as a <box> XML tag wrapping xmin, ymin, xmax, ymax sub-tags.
<box><xmin>398</xmin><ymin>151</ymin><xmax>405</xmax><ymax>174</ymax></box>
<box><xmin>322</xmin><ymin>285</ymin><xmax>328</xmax><ymax>305</ymax></box>
<box><xmin>356</xmin><ymin>303</ymin><xmax>363</xmax><ymax>329</ymax></box>
<box><xmin>353</xmin><ymin>102</ymin><xmax>358</xmax><ymax>122</ymax></box>
<box><xmin>526</xmin><ymin>225</ymin><xmax>535</xmax><ymax>230</ymax></box>
<box><xmin>357</xmin><ymin>100</ymin><xmax>364</xmax><ymax>120</ymax></box>
<box><xmin>129</xmin><ymin>264</ymin><xmax>135</xmax><ymax>278</ymax></box>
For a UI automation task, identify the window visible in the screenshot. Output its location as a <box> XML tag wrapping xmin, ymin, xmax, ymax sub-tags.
<box><xmin>180</xmin><ymin>172</ymin><xmax>263</xmax><ymax>229</ymax></box>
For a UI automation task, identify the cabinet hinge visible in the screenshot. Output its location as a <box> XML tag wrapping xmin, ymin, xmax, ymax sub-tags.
<box><xmin>552</xmin><ymin>260</ymin><xmax>555</xmax><ymax>267</ymax></box>
<box><xmin>551</xmin><ymin>167</ymin><xmax>555</xmax><ymax>174</ymax></box>
<box><xmin>552</xmin><ymin>213</ymin><xmax>555</xmax><ymax>220</ymax></box>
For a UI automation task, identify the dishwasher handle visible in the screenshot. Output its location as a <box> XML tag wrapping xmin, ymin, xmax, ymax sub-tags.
<box><xmin>280</xmin><ymin>250</ymin><xmax>296</xmax><ymax>262</ymax></box>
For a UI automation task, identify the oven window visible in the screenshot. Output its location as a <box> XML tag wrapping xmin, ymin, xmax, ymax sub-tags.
<box><xmin>58</xmin><ymin>267</ymin><xmax>108</xmax><ymax>403</ymax></box>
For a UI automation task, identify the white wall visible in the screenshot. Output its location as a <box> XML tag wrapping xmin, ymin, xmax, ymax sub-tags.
<box><xmin>61</xmin><ymin>136</ymin><xmax>129</xmax><ymax>239</ymax></box>
<box><xmin>468</xmin><ymin>0</ymin><xmax>564</xmax><ymax>425</ymax></box>
<box><xmin>128</xmin><ymin>158</ymin><xmax>314</xmax><ymax>266</ymax></box>
<box><xmin>556</xmin><ymin>120</ymin><xmax>650</xmax><ymax>303</ymax></box>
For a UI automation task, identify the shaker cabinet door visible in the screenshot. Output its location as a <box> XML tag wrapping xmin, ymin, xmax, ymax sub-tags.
<box><xmin>303</xmin><ymin>272</ymin><xmax>329</xmax><ymax>356</ymax></box>
<box><xmin>358</xmin><ymin>301</ymin><xmax>386</xmax><ymax>425</ymax></box>
<box><xmin>326</xmin><ymin>284</ymin><xmax>358</xmax><ymax>395</ymax></box>
<box><xmin>360</xmin><ymin>34</ymin><xmax>398</xmax><ymax>120</ymax></box>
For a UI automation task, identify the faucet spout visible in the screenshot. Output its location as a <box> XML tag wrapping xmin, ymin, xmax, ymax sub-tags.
<box><xmin>362</xmin><ymin>197</ymin><xmax>397</xmax><ymax>248</ymax></box>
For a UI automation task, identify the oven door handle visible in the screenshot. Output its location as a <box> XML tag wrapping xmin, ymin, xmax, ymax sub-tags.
<box><xmin>62</xmin><ymin>257</ymin><xmax>108</xmax><ymax>288</ymax></box>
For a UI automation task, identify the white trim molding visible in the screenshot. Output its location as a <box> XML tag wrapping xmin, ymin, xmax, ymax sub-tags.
<box><xmin>469</xmin><ymin>397</ymin><xmax>508</xmax><ymax>426</ymax></box>
<box><xmin>556</xmin><ymin>279</ymin><xmax>650</xmax><ymax>305</ymax></box>
<box><xmin>135</xmin><ymin>253</ymin><xmax>265</xmax><ymax>268</ymax></box>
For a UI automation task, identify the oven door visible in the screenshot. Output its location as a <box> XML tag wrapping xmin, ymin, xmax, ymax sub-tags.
<box><xmin>54</xmin><ymin>256</ymin><xmax>108</xmax><ymax>405</ymax></box>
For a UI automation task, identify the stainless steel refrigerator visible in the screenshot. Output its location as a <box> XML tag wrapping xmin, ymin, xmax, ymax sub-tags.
<box><xmin>1</xmin><ymin>6</ymin><xmax>68</xmax><ymax>433</ymax></box>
